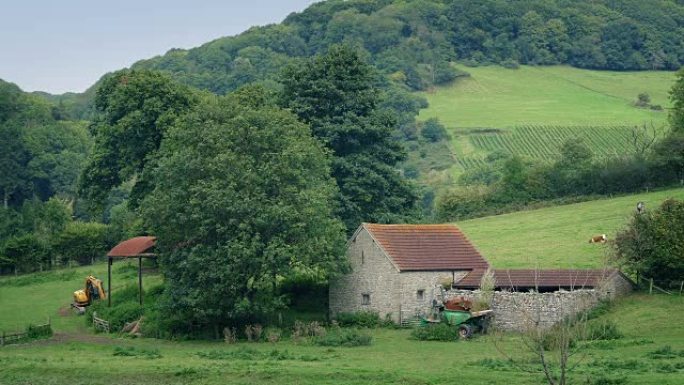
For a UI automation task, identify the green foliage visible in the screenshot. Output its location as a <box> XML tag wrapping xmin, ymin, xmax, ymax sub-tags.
<box><xmin>615</xmin><ymin>199</ymin><xmax>684</xmax><ymax>287</ymax></box>
<box><xmin>585</xmin><ymin>320</ymin><xmax>623</xmax><ymax>341</ymax></box>
<box><xmin>113</xmin><ymin>346</ymin><xmax>162</xmax><ymax>359</ymax></box>
<box><xmin>25</xmin><ymin>323</ymin><xmax>53</xmax><ymax>340</ymax></box>
<box><xmin>647</xmin><ymin>345</ymin><xmax>684</xmax><ymax>359</ymax></box>
<box><xmin>280</xmin><ymin>45</ymin><xmax>418</xmax><ymax>232</ymax></box>
<box><xmin>410</xmin><ymin>323</ymin><xmax>459</xmax><ymax>341</ymax></box>
<box><xmin>141</xmin><ymin>93</ymin><xmax>346</xmax><ymax>336</ymax></box>
<box><xmin>52</xmin><ymin>221</ymin><xmax>112</xmax><ymax>266</ymax></box>
<box><xmin>335</xmin><ymin>311</ymin><xmax>382</xmax><ymax>328</ymax></box>
<box><xmin>421</xmin><ymin>118</ymin><xmax>448</xmax><ymax>142</ymax></box>
<box><xmin>312</xmin><ymin>328</ymin><xmax>373</xmax><ymax>347</ymax></box>
<box><xmin>79</xmin><ymin>69</ymin><xmax>197</xmax><ymax>210</ymax></box>
<box><xmin>130</xmin><ymin>0</ymin><xmax>684</xmax><ymax>98</ymax></box>
<box><xmin>671</xmin><ymin>68</ymin><xmax>684</xmax><ymax>134</ymax></box>
<box><xmin>1</xmin><ymin>234</ymin><xmax>49</xmax><ymax>274</ymax></box>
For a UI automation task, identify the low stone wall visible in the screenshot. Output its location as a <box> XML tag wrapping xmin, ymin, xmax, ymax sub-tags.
<box><xmin>446</xmin><ymin>289</ymin><xmax>603</xmax><ymax>331</ymax></box>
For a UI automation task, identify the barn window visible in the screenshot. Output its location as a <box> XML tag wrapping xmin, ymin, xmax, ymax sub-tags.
<box><xmin>361</xmin><ymin>250</ymin><xmax>365</xmax><ymax>264</ymax></box>
<box><xmin>417</xmin><ymin>290</ymin><xmax>425</xmax><ymax>301</ymax></box>
<box><xmin>362</xmin><ymin>294</ymin><xmax>370</xmax><ymax>305</ymax></box>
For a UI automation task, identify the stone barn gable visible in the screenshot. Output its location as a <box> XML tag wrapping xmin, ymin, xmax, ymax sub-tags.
<box><xmin>329</xmin><ymin>223</ymin><xmax>489</xmax><ymax>324</ymax></box>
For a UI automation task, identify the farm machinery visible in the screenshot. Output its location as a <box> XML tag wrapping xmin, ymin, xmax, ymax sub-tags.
<box><xmin>421</xmin><ymin>295</ymin><xmax>493</xmax><ymax>339</ymax></box>
<box><xmin>71</xmin><ymin>275</ymin><xmax>106</xmax><ymax>314</ymax></box>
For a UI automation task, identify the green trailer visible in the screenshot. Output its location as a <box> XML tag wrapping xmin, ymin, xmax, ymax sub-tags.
<box><xmin>421</xmin><ymin>308</ymin><xmax>493</xmax><ymax>339</ymax></box>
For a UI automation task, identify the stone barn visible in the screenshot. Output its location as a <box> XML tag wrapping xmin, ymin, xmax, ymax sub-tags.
<box><xmin>329</xmin><ymin>223</ymin><xmax>634</xmax><ymax>328</ymax></box>
<box><xmin>329</xmin><ymin>223</ymin><xmax>490</xmax><ymax>324</ymax></box>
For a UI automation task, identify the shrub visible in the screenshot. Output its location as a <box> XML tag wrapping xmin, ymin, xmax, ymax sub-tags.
<box><xmin>410</xmin><ymin>323</ymin><xmax>459</xmax><ymax>341</ymax></box>
<box><xmin>585</xmin><ymin>320</ymin><xmax>623</xmax><ymax>341</ymax></box>
<box><xmin>313</xmin><ymin>328</ymin><xmax>372</xmax><ymax>347</ymax></box>
<box><xmin>223</xmin><ymin>327</ymin><xmax>237</xmax><ymax>344</ymax></box>
<box><xmin>421</xmin><ymin>118</ymin><xmax>448</xmax><ymax>142</ymax></box>
<box><xmin>52</xmin><ymin>222</ymin><xmax>113</xmax><ymax>265</ymax></box>
<box><xmin>501</xmin><ymin>59</ymin><xmax>520</xmax><ymax>69</ymax></box>
<box><xmin>335</xmin><ymin>311</ymin><xmax>381</xmax><ymax>328</ymax></box>
<box><xmin>25</xmin><ymin>323</ymin><xmax>52</xmax><ymax>341</ymax></box>
<box><xmin>113</xmin><ymin>346</ymin><xmax>162</xmax><ymax>359</ymax></box>
<box><xmin>266</xmin><ymin>327</ymin><xmax>282</xmax><ymax>343</ymax></box>
<box><xmin>615</xmin><ymin>199</ymin><xmax>684</xmax><ymax>288</ymax></box>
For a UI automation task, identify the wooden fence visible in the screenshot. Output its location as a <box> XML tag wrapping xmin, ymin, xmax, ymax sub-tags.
<box><xmin>637</xmin><ymin>276</ymin><xmax>684</xmax><ymax>295</ymax></box>
<box><xmin>92</xmin><ymin>312</ymin><xmax>110</xmax><ymax>333</ymax></box>
<box><xmin>0</xmin><ymin>318</ymin><xmax>51</xmax><ymax>346</ymax></box>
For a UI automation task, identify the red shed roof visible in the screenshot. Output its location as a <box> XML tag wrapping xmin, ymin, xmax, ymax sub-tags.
<box><xmin>454</xmin><ymin>268</ymin><xmax>618</xmax><ymax>289</ymax></box>
<box><xmin>107</xmin><ymin>236</ymin><xmax>156</xmax><ymax>257</ymax></box>
<box><xmin>361</xmin><ymin>223</ymin><xmax>489</xmax><ymax>271</ymax></box>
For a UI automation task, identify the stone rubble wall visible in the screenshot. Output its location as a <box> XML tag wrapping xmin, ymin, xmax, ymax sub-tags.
<box><xmin>398</xmin><ymin>271</ymin><xmax>468</xmax><ymax>323</ymax></box>
<box><xmin>329</xmin><ymin>228</ymin><xmax>402</xmax><ymax>322</ymax></box>
<box><xmin>445</xmin><ymin>289</ymin><xmax>602</xmax><ymax>331</ymax></box>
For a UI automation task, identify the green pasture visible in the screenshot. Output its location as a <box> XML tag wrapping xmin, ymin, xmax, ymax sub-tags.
<box><xmin>419</xmin><ymin>65</ymin><xmax>674</xmax><ymax>129</ymax></box>
<box><xmin>0</xmin><ymin>260</ymin><xmax>161</xmax><ymax>333</ymax></box>
<box><xmin>416</xmin><ymin>65</ymin><xmax>675</xmax><ymax>172</ymax></box>
<box><xmin>459</xmin><ymin>187</ymin><xmax>684</xmax><ymax>269</ymax></box>
<box><xmin>0</xmin><ymin>292</ymin><xmax>682</xmax><ymax>385</ymax></box>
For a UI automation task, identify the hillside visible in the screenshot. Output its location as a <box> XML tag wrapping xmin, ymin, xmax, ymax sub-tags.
<box><xmin>415</xmin><ymin>65</ymin><xmax>675</xmax><ymax>172</ymax></box>
<box><xmin>128</xmin><ymin>0</ymin><xmax>684</xmax><ymax>96</ymax></box>
<box><xmin>459</xmin><ymin>187</ymin><xmax>684</xmax><ymax>269</ymax></box>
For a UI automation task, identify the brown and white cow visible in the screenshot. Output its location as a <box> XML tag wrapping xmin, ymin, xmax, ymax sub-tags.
<box><xmin>589</xmin><ymin>234</ymin><xmax>607</xmax><ymax>243</ymax></box>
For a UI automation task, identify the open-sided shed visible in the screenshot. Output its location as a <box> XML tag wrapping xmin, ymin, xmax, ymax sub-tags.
<box><xmin>106</xmin><ymin>236</ymin><xmax>156</xmax><ymax>306</ymax></box>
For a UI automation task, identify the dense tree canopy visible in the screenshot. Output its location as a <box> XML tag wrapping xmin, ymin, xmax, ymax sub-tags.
<box><xmin>141</xmin><ymin>93</ymin><xmax>347</xmax><ymax>334</ymax></box>
<box><xmin>117</xmin><ymin>0</ymin><xmax>684</xmax><ymax>99</ymax></box>
<box><xmin>0</xmin><ymin>80</ymin><xmax>90</xmax><ymax>208</ymax></box>
<box><xmin>615</xmin><ymin>199</ymin><xmax>684</xmax><ymax>287</ymax></box>
<box><xmin>78</xmin><ymin>70</ymin><xmax>197</xmax><ymax>209</ymax></box>
<box><xmin>280</xmin><ymin>45</ymin><xmax>418</xmax><ymax>232</ymax></box>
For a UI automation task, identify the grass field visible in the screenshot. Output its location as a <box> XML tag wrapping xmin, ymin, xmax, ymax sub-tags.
<box><xmin>458</xmin><ymin>187</ymin><xmax>684</xmax><ymax>269</ymax></box>
<box><xmin>0</xmin><ymin>293</ymin><xmax>682</xmax><ymax>385</ymax></box>
<box><xmin>415</xmin><ymin>65</ymin><xmax>676</xmax><ymax>173</ymax></box>
<box><xmin>2</xmin><ymin>190</ymin><xmax>684</xmax><ymax>384</ymax></box>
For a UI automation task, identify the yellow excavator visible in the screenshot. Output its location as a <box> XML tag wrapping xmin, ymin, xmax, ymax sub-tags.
<box><xmin>71</xmin><ymin>275</ymin><xmax>106</xmax><ymax>314</ymax></box>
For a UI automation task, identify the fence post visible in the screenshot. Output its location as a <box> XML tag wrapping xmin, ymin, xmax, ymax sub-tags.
<box><xmin>1</xmin><ymin>331</ymin><xmax>4</xmax><ymax>346</ymax></box>
<box><xmin>680</xmin><ymin>281</ymin><xmax>683</xmax><ymax>296</ymax></box>
<box><xmin>649</xmin><ymin>278</ymin><xmax>654</xmax><ymax>295</ymax></box>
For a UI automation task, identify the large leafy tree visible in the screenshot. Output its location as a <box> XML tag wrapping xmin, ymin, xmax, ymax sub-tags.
<box><xmin>615</xmin><ymin>199</ymin><xmax>684</xmax><ymax>287</ymax></box>
<box><xmin>653</xmin><ymin>68</ymin><xmax>684</xmax><ymax>184</ymax></box>
<box><xmin>79</xmin><ymin>70</ymin><xmax>197</xmax><ymax>210</ymax></box>
<box><xmin>280</xmin><ymin>45</ymin><xmax>417</xmax><ymax>232</ymax></box>
<box><xmin>142</xmin><ymin>93</ymin><xmax>347</xmax><ymax>335</ymax></box>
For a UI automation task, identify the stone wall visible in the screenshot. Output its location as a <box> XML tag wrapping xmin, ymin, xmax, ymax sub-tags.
<box><xmin>446</xmin><ymin>289</ymin><xmax>601</xmax><ymax>331</ymax></box>
<box><xmin>329</xmin><ymin>228</ymin><xmax>402</xmax><ymax>322</ymax></box>
<box><xmin>399</xmin><ymin>271</ymin><xmax>468</xmax><ymax>323</ymax></box>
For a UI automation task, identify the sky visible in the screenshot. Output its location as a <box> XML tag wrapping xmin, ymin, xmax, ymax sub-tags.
<box><xmin>0</xmin><ymin>0</ymin><xmax>318</xmax><ymax>94</ymax></box>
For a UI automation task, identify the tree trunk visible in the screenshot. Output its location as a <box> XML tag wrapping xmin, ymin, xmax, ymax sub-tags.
<box><xmin>3</xmin><ymin>188</ymin><xmax>8</xmax><ymax>209</ymax></box>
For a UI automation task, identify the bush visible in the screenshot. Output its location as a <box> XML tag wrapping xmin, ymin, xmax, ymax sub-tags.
<box><xmin>25</xmin><ymin>323</ymin><xmax>53</xmax><ymax>340</ymax></box>
<box><xmin>52</xmin><ymin>222</ymin><xmax>113</xmax><ymax>265</ymax></box>
<box><xmin>615</xmin><ymin>199</ymin><xmax>684</xmax><ymax>288</ymax></box>
<box><xmin>1</xmin><ymin>234</ymin><xmax>50</xmax><ymax>274</ymax></box>
<box><xmin>501</xmin><ymin>59</ymin><xmax>520</xmax><ymax>69</ymax></box>
<box><xmin>585</xmin><ymin>320</ymin><xmax>623</xmax><ymax>341</ymax></box>
<box><xmin>335</xmin><ymin>311</ymin><xmax>381</xmax><ymax>328</ymax></box>
<box><xmin>421</xmin><ymin>118</ymin><xmax>448</xmax><ymax>142</ymax></box>
<box><xmin>113</xmin><ymin>346</ymin><xmax>162</xmax><ymax>359</ymax></box>
<box><xmin>410</xmin><ymin>323</ymin><xmax>459</xmax><ymax>341</ymax></box>
<box><xmin>313</xmin><ymin>328</ymin><xmax>372</xmax><ymax>347</ymax></box>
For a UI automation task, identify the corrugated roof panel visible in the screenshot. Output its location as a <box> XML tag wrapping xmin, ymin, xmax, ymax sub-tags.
<box><xmin>107</xmin><ymin>236</ymin><xmax>156</xmax><ymax>257</ymax></box>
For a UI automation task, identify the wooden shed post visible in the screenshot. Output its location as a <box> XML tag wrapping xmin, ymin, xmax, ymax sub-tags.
<box><xmin>138</xmin><ymin>256</ymin><xmax>143</xmax><ymax>305</ymax></box>
<box><xmin>108</xmin><ymin>257</ymin><xmax>112</xmax><ymax>307</ymax></box>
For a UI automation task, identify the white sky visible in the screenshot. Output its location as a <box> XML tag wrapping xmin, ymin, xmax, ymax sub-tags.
<box><xmin>0</xmin><ymin>0</ymin><xmax>318</xmax><ymax>94</ymax></box>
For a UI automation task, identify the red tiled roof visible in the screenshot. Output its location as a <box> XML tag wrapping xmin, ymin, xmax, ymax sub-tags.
<box><xmin>362</xmin><ymin>223</ymin><xmax>489</xmax><ymax>271</ymax></box>
<box><xmin>453</xmin><ymin>268</ymin><xmax>617</xmax><ymax>289</ymax></box>
<box><xmin>107</xmin><ymin>236</ymin><xmax>156</xmax><ymax>257</ymax></box>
